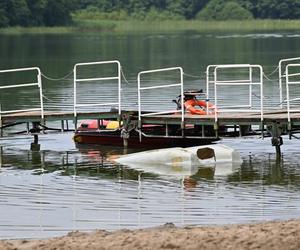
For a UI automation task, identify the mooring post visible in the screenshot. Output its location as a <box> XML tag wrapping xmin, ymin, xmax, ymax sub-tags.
<box><xmin>267</xmin><ymin>122</ymin><xmax>283</xmax><ymax>159</ymax></box>
<box><xmin>74</xmin><ymin>117</ymin><xmax>78</xmax><ymax>132</ymax></box>
<box><xmin>0</xmin><ymin>146</ymin><xmax>3</xmax><ymax>169</ymax></box>
<box><xmin>214</xmin><ymin>122</ymin><xmax>219</xmax><ymax>138</ymax></box>
<box><xmin>0</xmin><ymin>104</ymin><xmax>2</xmax><ymax>137</ymax></box>
<box><xmin>181</xmin><ymin>121</ymin><xmax>185</xmax><ymax>138</ymax></box>
<box><xmin>30</xmin><ymin>122</ymin><xmax>40</xmax><ymax>151</ymax></box>
<box><xmin>121</xmin><ymin>114</ymin><xmax>131</xmax><ymax>148</ymax></box>
<box><xmin>66</xmin><ymin>120</ymin><xmax>69</xmax><ymax>131</ymax></box>
<box><xmin>61</xmin><ymin>120</ymin><xmax>65</xmax><ymax>132</ymax></box>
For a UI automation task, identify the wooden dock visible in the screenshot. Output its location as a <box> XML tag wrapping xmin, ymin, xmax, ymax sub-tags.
<box><xmin>1</xmin><ymin>109</ymin><xmax>299</xmax><ymax>142</ymax></box>
<box><xmin>2</xmin><ymin>59</ymin><xmax>300</xmax><ymax>156</ymax></box>
<box><xmin>2</xmin><ymin>109</ymin><xmax>298</xmax><ymax>126</ymax></box>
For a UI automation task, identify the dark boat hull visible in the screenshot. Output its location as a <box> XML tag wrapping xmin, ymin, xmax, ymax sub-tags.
<box><xmin>74</xmin><ymin>130</ymin><xmax>218</xmax><ymax>149</ymax></box>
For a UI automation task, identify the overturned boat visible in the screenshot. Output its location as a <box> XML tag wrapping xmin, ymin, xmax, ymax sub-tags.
<box><xmin>114</xmin><ymin>144</ymin><xmax>242</xmax><ymax>178</ymax></box>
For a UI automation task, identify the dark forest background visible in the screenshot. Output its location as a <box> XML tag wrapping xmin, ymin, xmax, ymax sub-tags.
<box><xmin>0</xmin><ymin>0</ymin><xmax>299</xmax><ymax>28</ymax></box>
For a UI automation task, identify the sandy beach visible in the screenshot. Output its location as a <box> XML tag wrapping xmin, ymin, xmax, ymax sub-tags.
<box><xmin>0</xmin><ymin>219</ymin><xmax>299</xmax><ymax>250</ymax></box>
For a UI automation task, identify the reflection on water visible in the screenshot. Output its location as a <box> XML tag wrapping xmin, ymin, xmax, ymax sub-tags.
<box><xmin>0</xmin><ymin>134</ymin><xmax>300</xmax><ymax>239</ymax></box>
<box><xmin>1</xmin><ymin>30</ymin><xmax>300</xmax><ymax>239</ymax></box>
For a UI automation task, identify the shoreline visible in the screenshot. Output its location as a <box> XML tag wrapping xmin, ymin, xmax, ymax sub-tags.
<box><xmin>1</xmin><ymin>219</ymin><xmax>299</xmax><ymax>250</ymax></box>
<box><xmin>1</xmin><ymin>20</ymin><xmax>300</xmax><ymax>35</ymax></box>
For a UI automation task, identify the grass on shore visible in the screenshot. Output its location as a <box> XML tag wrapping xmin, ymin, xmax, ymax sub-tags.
<box><xmin>1</xmin><ymin>19</ymin><xmax>300</xmax><ymax>34</ymax></box>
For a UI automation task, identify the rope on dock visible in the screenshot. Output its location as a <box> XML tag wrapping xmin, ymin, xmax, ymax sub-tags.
<box><xmin>121</xmin><ymin>68</ymin><xmax>135</xmax><ymax>85</ymax></box>
<box><xmin>183</xmin><ymin>72</ymin><xmax>202</xmax><ymax>79</ymax></box>
<box><xmin>268</xmin><ymin>65</ymin><xmax>280</xmax><ymax>76</ymax></box>
<box><xmin>42</xmin><ymin>94</ymin><xmax>56</xmax><ymax>102</ymax></box>
<box><xmin>41</xmin><ymin>70</ymin><xmax>74</xmax><ymax>81</ymax></box>
<box><xmin>263</xmin><ymin>72</ymin><xmax>278</xmax><ymax>81</ymax></box>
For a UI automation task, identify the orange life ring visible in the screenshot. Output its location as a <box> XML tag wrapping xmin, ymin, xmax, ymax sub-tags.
<box><xmin>184</xmin><ymin>99</ymin><xmax>216</xmax><ymax>115</ymax></box>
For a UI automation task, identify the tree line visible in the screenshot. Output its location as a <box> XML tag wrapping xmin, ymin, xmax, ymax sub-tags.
<box><xmin>1</xmin><ymin>0</ymin><xmax>300</xmax><ymax>28</ymax></box>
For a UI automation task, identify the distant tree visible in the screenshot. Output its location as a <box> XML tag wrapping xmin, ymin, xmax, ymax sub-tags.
<box><xmin>183</xmin><ymin>0</ymin><xmax>210</xmax><ymax>19</ymax></box>
<box><xmin>0</xmin><ymin>8</ymin><xmax>9</xmax><ymax>27</ymax></box>
<box><xmin>196</xmin><ymin>0</ymin><xmax>253</xmax><ymax>20</ymax></box>
<box><xmin>219</xmin><ymin>2</ymin><xmax>253</xmax><ymax>20</ymax></box>
<box><xmin>6</xmin><ymin>0</ymin><xmax>31</xmax><ymax>26</ymax></box>
<box><xmin>165</xmin><ymin>0</ymin><xmax>185</xmax><ymax>19</ymax></box>
<box><xmin>255</xmin><ymin>0</ymin><xmax>300</xmax><ymax>19</ymax></box>
<box><xmin>27</xmin><ymin>0</ymin><xmax>47</xmax><ymax>26</ymax></box>
<box><xmin>43</xmin><ymin>0</ymin><xmax>73</xmax><ymax>26</ymax></box>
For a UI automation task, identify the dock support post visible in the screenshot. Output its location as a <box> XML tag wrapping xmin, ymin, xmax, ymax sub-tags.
<box><xmin>181</xmin><ymin>121</ymin><xmax>185</xmax><ymax>138</ymax></box>
<box><xmin>214</xmin><ymin>123</ymin><xmax>219</xmax><ymax>138</ymax></box>
<box><xmin>121</xmin><ymin>113</ymin><xmax>132</xmax><ymax>148</ymax></box>
<box><xmin>267</xmin><ymin>122</ymin><xmax>283</xmax><ymax>159</ymax></box>
<box><xmin>61</xmin><ymin>120</ymin><xmax>65</xmax><ymax>132</ymax></box>
<box><xmin>0</xmin><ymin>104</ymin><xmax>2</xmax><ymax>137</ymax></box>
<box><xmin>74</xmin><ymin>118</ymin><xmax>78</xmax><ymax>132</ymax></box>
<box><xmin>30</xmin><ymin>122</ymin><xmax>40</xmax><ymax>151</ymax></box>
<box><xmin>288</xmin><ymin>122</ymin><xmax>292</xmax><ymax>140</ymax></box>
<box><xmin>0</xmin><ymin>146</ymin><xmax>3</xmax><ymax>169</ymax></box>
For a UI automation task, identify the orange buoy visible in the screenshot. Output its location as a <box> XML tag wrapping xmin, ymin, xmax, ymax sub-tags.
<box><xmin>184</xmin><ymin>99</ymin><xmax>216</xmax><ymax>115</ymax></box>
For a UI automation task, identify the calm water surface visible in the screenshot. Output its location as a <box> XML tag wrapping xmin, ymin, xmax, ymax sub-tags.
<box><xmin>0</xmin><ymin>31</ymin><xmax>300</xmax><ymax>239</ymax></box>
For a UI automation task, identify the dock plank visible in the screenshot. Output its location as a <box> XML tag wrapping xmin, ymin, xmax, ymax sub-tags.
<box><xmin>1</xmin><ymin>109</ymin><xmax>300</xmax><ymax>126</ymax></box>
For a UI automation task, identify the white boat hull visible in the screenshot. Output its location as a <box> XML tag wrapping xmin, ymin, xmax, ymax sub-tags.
<box><xmin>114</xmin><ymin>144</ymin><xmax>242</xmax><ymax>178</ymax></box>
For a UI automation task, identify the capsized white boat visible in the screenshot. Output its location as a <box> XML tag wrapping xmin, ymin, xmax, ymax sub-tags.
<box><xmin>115</xmin><ymin>144</ymin><xmax>242</xmax><ymax>167</ymax></box>
<box><xmin>113</xmin><ymin>144</ymin><xmax>242</xmax><ymax>179</ymax></box>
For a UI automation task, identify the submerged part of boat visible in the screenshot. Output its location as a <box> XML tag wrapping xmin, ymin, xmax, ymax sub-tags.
<box><xmin>114</xmin><ymin>144</ymin><xmax>242</xmax><ymax>167</ymax></box>
<box><xmin>112</xmin><ymin>145</ymin><xmax>242</xmax><ymax>181</ymax></box>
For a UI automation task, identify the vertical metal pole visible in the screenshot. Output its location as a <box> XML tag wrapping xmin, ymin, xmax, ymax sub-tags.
<box><xmin>73</xmin><ymin>65</ymin><xmax>78</xmax><ymax>132</ymax></box>
<box><xmin>180</xmin><ymin>68</ymin><xmax>184</xmax><ymax>138</ymax></box>
<box><xmin>137</xmin><ymin>72</ymin><xmax>142</xmax><ymax>142</ymax></box>
<box><xmin>37</xmin><ymin>69</ymin><xmax>44</xmax><ymax>120</ymax></box>
<box><xmin>260</xmin><ymin>66</ymin><xmax>264</xmax><ymax>123</ymax></box>
<box><xmin>279</xmin><ymin>60</ymin><xmax>283</xmax><ymax>109</ymax></box>
<box><xmin>286</xmin><ymin>65</ymin><xmax>291</xmax><ymax>124</ymax></box>
<box><xmin>286</xmin><ymin>65</ymin><xmax>292</xmax><ymax>137</ymax></box>
<box><xmin>249</xmin><ymin>66</ymin><xmax>253</xmax><ymax>108</ymax></box>
<box><xmin>206</xmin><ymin>67</ymin><xmax>210</xmax><ymax>114</ymax></box>
<box><xmin>73</xmin><ymin>65</ymin><xmax>77</xmax><ymax>118</ymax></box>
<box><xmin>118</xmin><ymin>63</ymin><xmax>122</xmax><ymax>117</ymax></box>
<box><xmin>214</xmin><ymin>67</ymin><xmax>218</xmax><ymax>123</ymax></box>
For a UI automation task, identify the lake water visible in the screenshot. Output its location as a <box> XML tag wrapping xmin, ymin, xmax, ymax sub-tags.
<box><xmin>0</xmin><ymin>30</ymin><xmax>300</xmax><ymax>239</ymax></box>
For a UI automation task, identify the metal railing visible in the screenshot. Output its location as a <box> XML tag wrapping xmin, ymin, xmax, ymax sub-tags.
<box><xmin>285</xmin><ymin>63</ymin><xmax>300</xmax><ymax>123</ymax></box>
<box><xmin>206</xmin><ymin>64</ymin><xmax>264</xmax><ymax>122</ymax></box>
<box><xmin>137</xmin><ymin>67</ymin><xmax>184</xmax><ymax>123</ymax></box>
<box><xmin>279</xmin><ymin>57</ymin><xmax>300</xmax><ymax>109</ymax></box>
<box><xmin>73</xmin><ymin>60</ymin><xmax>121</xmax><ymax>117</ymax></box>
<box><xmin>0</xmin><ymin>67</ymin><xmax>44</xmax><ymax>118</ymax></box>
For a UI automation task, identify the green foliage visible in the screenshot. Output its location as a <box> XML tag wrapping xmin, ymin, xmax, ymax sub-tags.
<box><xmin>72</xmin><ymin>8</ymin><xmax>129</xmax><ymax>21</ymax></box>
<box><xmin>73</xmin><ymin>19</ymin><xmax>116</xmax><ymax>31</ymax></box>
<box><xmin>0</xmin><ymin>0</ymin><xmax>299</xmax><ymax>28</ymax></box>
<box><xmin>6</xmin><ymin>0</ymin><xmax>31</xmax><ymax>26</ymax></box>
<box><xmin>27</xmin><ymin>0</ymin><xmax>47</xmax><ymax>26</ymax></box>
<box><xmin>43</xmin><ymin>0</ymin><xmax>73</xmax><ymax>26</ymax></box>
<box><xmin>196</xmin><ymin>0</ymin><xmax>253</xmax><ymax>20</ymax></box>
<box><xmin>0</xmin><ymin>8</ymin><xmax>9</xmax><ymax>27</ymax></box>
<box><xmin>219</xmin><ymin>2</ymin><xmax>253</xmax><ymax>20</ymax></box>
<box><xmin>255</xmin><ymin>0</ymin><xmax>300</xmax><ymax>19</ymax></box>
<box><xmin>143</xmin><ymin>7</ymin><xmax>184</xmax><ymax>21</ymax></box>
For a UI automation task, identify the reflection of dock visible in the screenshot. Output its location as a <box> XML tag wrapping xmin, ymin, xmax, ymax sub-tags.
<box><xmin>1</xmin><ymin>58</ymin><xmax>300</xmax><ymax>155</ymax></box>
